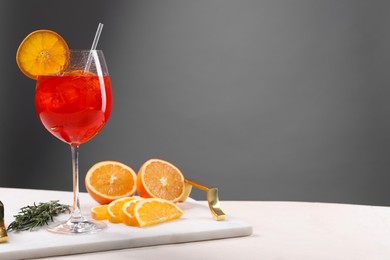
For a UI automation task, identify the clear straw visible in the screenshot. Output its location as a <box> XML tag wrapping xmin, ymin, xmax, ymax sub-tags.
<box><xmin>84</xmin><ymin>23</ymin><xmax>104</xmax><ymax>72</ymax></box>
<box><xmin>90</xmin><ymin>23</ymin><xmax>104</xmax><ymax>50</ymax></box>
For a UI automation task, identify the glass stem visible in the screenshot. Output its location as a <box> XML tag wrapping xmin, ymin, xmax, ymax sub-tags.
<box><xmin>71</xmin><ymin>145</ymin><xmax>82</xmax><ymax>219</ymax></box>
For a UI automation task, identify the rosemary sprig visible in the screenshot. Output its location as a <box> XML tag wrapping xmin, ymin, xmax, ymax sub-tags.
<box><xmin>7</xmin><ymin>200</ymin><xmax>70</xmax><ymax>232</ymax></box>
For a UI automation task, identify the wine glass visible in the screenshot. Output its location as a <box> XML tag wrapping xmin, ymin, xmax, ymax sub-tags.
<box><xmin>35</xmin><ymin>50</ymin><xmax>112</xmax><ymax>234</ymax></box>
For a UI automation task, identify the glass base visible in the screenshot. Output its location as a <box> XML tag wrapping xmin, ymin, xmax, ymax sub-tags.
<box><xmin>47</xmin><ymin>216</ymin><xmax>106</xmax><ymax>235</ymax></box>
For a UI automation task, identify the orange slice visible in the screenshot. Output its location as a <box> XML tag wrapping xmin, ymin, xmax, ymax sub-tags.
<box><xmin>120</xmin><ymin>198</ymin><xmax>144</xmax><ymax>226</ymax></box>
<box><xmin>137</xmin><ymin>159</ymin><xmax>185</xmax><ymax>203</ymax></box>
<box><xmin>67</xmin><ymin>70</ymin><xmax>96</xmax><ymax>76</ymax></box>
<box><xmin>16</xmin><ymin>30</ymin><xmax>70</xmax><ymax>80</ymax></box>
<box><xmin>134</xmin><ymin>198</ymin><xmax>183</xmax><ymax>227</ymax></box>
<box><xmin>107</xmin><ymin>197</ymin><xmax>136</xmax><ymax>223</ymax></box>
<box><xmin>90</xmin><ymin>205</ymin><xmax>109</xmax><ymax>220</ymax></box>
<box><xmin>85</xmin><ymin>161</ymin><xmax>137</xmax><ymax>205</ymax></box>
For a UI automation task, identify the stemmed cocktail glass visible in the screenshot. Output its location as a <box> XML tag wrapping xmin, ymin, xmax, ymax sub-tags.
<box><xmin>35</xmin><ymin>50</ymin><xmax>112</xmax><ymax>234</ymax></box>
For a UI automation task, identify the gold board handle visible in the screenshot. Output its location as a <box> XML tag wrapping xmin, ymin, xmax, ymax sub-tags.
<box><xmin>185</xmin><ymin>179</ymin><xmax>226</xmax><ymax>221</ymax></box>
<box><xmin>0</xmin><ymin>201</ymin><xmax>7</xmax><ymax>243</ymax></box>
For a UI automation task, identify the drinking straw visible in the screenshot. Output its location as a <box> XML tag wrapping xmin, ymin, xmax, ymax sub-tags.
<box><xmin>90</xmin><ymin>23</ymin><xmax>104</xmax><ymax>50</ymax></box>
<box><xmin>84</xmin><ymin>23</ymin><xmax>104</xmax><ymax>71</ymax></box>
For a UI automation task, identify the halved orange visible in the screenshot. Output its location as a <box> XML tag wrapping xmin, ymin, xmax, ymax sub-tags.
<box><xmin>90</xmin><ymin>205</ymin><xmax>109</xmax><ymax>220</ymax></box>
<box><xmin>137</xmin><ymin>159</ymin><xmax>185</xmax><ymax>203</ymax></box>
<box><xmin>107</xmin><ymin>197</ymin><xmax>136</xmax><ymax>223</ymax></box>
<box><xmin>178</xmin><ymin>182</ymin><xmax>192</xmax><ymax>202</ymax></box>
<box><xmin>120</xmin><ymin>198</ymin><xmax>144</xmax><ymax>226</ymax></box>
<box><xmin>85</xmin><ymin>161</ymin><xmax>137</xmax><ymax>205</ymax></box>
<box><xmin>16</xmin><ymin>30</ymin><xmax>70</xmax><ymax>80</ymax></box>
<box><xmin>134</xmin><ymin>198</ymin><xmax>184</xmax><ymax>227</ymax></box>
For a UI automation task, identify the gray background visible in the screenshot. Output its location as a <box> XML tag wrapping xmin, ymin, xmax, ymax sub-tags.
<box><xmin>1</xmin><ymin>0</ymin><xmax>390</xmax><ymax>205</ymax></box>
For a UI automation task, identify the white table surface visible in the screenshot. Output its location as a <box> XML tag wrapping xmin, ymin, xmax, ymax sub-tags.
<box><xmin>2</xmin><ymin>188</ymin><xmax>390</xmax><ymax>260</ymax></box>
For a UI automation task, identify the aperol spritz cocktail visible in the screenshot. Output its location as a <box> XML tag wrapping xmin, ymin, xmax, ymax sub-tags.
<box><xmin>35</xmin><ymin>50</ymin><xmax>112</xmax><ymax>234</ymax></box>
<box><xmin>16</xmin><ymin>28</ymin><xmax>113</xmax><ymax>234</ymax></box>
<box><xmin>36</xmin><ymin>71</ymin><xmax>112</xmax><ymax>145</ymax></box>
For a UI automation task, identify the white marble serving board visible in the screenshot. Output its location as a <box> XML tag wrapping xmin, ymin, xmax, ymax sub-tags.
<box><xmin>0</xmin><ymin>188</ymin><xmax>252</xmax><ymax>260</ymax></box>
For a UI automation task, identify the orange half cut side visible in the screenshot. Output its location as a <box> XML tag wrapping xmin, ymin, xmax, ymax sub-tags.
<box><xmin>86</xmin><ymin>161</ymin><xmax>137</xmax><ymax>204</ymax></box>
<box><xmin>137</xmin><ymin>159</ymin><xmax>185</xmax><ymax>203</ymax></box>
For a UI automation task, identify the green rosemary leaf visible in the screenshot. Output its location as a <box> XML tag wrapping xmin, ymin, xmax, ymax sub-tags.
<box><xmin>7</xmin><ymin>200</ymin><xmax>70</xmax><ymax>232</ymax></box>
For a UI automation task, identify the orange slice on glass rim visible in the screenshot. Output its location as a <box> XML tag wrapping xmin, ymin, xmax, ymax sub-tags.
<box><xmin>16</xmin><ymin>30</ymin><xmax>70</xmax><ymax>80</ymax></box>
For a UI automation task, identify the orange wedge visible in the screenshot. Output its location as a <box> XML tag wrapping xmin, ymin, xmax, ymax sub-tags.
<box><xmin>120</xmin><ymin>198</ymin><xmax>144</xmax><ymax>226</ymax></box>
<box><xmin>107</xmin><ymin>197</ymin><xmax>136</xmax><ymax>223</ymax></box>
<box><xmin>16</xmin><ymin>30</ymin><xmax>70</xmax><ymax>80</ymax></box>
<box><xmin>134</xmin><ymin>198</ymin><xmax>184</xmax><ymax>227</ymax></box>
<box><xmin>85</xmin><ymin>161</ymin><xmax>137</xmax><ymax>205</ymax></box>
<box><xmin>137</xmin><ymin>159</ymin><xmax>185</xmax><ymax>203</ymax></box>
<box><xmin>90</xmin><ymin>205</ymin><xmax>109</xmax><ymax>220</ymax></box>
